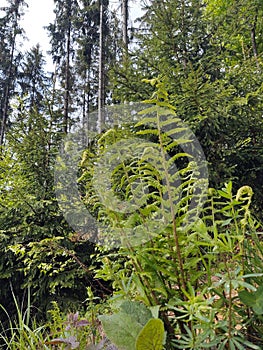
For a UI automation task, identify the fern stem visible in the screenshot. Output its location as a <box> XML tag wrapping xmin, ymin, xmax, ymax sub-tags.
<box><xmin>156</xmin><ymin>109</ymin><xmax>187</xmax><ymax>292</ymax></box>
<box><xmin>226</xmin><ymin>262</ymin><xmax>233</xmax><ymax>350</ymax></box>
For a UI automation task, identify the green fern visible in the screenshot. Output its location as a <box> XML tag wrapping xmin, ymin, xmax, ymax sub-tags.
<box><xmin>80</xmin><ymin>79</ymin><xmax>263</xmax><ymax>349</ymax></box>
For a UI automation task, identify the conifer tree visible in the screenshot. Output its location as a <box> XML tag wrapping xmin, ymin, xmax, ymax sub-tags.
<box><xmin>18</xmin><ymin>45</ymin><xmax>49</xmax><ymax>111</ymax></box>
<box><xmin>110</xmin><ymin>0</ymin><xmax>263</xmax><ymax>215</ymax></box>
<box><xmin>0</xmin><ymin>0</ymin><xmax>27</xmax><ymax>145</ymax></box>
<box><xmin>47</xmin><ymin>0</ymin><xmax>80</xmax><ymax>133</ymax></box>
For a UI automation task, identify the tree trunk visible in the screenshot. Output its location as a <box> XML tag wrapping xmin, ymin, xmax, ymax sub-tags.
<box><xmin>98</xmin><ymin>0</ymin><xmax>104</xmax><ymax>133</ymax></box>
<box><xmin>0</xmin><ymin>5</ymin><xmax>18</xmax><ymax>146</ymax></box>
<box><xmin>121</xmin><ymin>0</ymin><xmax>129</xmax><ymax>51</ymax></box>
<box><xmin>63</xmin><ymin>1</ymin><xmax>72</xmax><ymax>134</ymax></box>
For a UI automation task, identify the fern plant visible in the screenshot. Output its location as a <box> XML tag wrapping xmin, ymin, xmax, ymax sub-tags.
<box><xmin>80</xmin><ymin>79</ymin><xmax>207</xmax><ymax>346</ymax></box>
<box><xmin>79</xmin><ymin>79</ymin><xmax>263</xmax><ymax>349</ymax></box>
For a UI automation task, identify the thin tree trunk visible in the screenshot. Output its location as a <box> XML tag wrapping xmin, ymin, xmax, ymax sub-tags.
<box><xmin>98</xmin><ymin>0</ymin><xmax>104</xmax><ymax>133</ymax></box>
<box><xmin>121</xmin><ymin>0</ymin><xmax>128</xmax><ymax>51</ymax></box>
<box><xmin>0</xmin><ymin>81</ymin><xmax>12</xmax><ymax>146</ymax></box>
<box><xmin>63</xmin><ymin>1</ymin><xmax>72</xmax><ymax>134</ymax></box>
<box><xmin>86</xmin><ymin>68</ymin><xmax>91</xmax><ymax>141</ymax></box>
<box><xmin>0</xmin><ymin>7</ymin><xmax>18</xmax><ymax>146</ymax></box>
<box><xmin>82</xmin><ymin>69</ymin><xmax>89</xmax><ymax>145</ymax></box>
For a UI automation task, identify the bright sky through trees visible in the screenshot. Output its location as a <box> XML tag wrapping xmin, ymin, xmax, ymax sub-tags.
<box><xmin>21</xmin><ymin>0</ymin><xmax>54</xmax><ymax>50</ymax></box>
<box><xmin>21</xmin><ymin>0</ymin><xmax>55</xmax><ymax>69</ymax></box>
<box><xmin>1</xmin><ymin>0</ymin><xmax>55</xmax><ymax>68</ymax></box>
<box><xmin>0</xmin><ymin>0</ymin><xmax>143</xmax><ymax>70</ymax></box>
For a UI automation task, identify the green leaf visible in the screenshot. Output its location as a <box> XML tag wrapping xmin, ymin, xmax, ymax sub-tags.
<box><xmin>120</xmin><ymin>301</ymin><xmax>152</xmax><ymax>326</ymax></box>
<box><xmin>149</xmin><ymin>305</ymin><xmax>160</xmax><ymax>319</ymax></box>
<box><xmin>217</xmin><ymin>190</ymin><xmax>231</xmax><ymax>199</ymax></box>
<box><xmin>99</xmin><ymin>313</ymin><xmax>143</xmax><ymax>350</ymax></box>
<box><xmin>136</xmin><ymin>318</ymin><xmax>165</xmax><ymax>350</ymax></box>
<box><xmin>239</xmin><ymin>285</ymin><xmax>263</xmax><ymax>315</ymax></box>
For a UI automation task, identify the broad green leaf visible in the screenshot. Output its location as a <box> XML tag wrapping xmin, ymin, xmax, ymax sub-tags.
<box><xmin>120</xmin><ymin>301</ymin><xmax>152</xmax><ymax>326</ymax></box>
<box><xmin>99</xmin><ymin>313</ymin><xmax>143</xmax><ymax>350</ymax></box>
<box><xmin>136</xmin><ymin>318</ymin><xmax>165</xmax><ymax>350</ymax></box>
<box><xmin>239</xmin><ymin>285</ymin><xmax>263</xmax><ymax>315</ymax></box>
